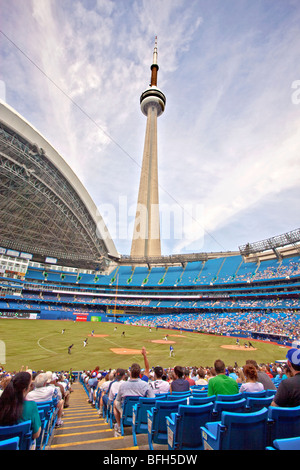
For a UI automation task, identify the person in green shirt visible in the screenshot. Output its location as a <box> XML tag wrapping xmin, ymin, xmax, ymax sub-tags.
<box><xmin>207</xmin><ymin>359</ymin><xmax>239</xmax><ymax>397</ymax></box>
<box><xmin>0</xmin><ymin>371</ymin><xmax>41</xmax><ymax>440</ymax></box>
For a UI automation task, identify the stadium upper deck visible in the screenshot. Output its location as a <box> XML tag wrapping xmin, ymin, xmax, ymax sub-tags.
<box><xmin>0</xmin><ymin>100</ymin><xmax>118</xmax><ymax>270</ymax></box>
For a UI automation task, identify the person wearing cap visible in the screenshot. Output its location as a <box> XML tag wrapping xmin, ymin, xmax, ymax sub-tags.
<box><xmin>271</xmin><ymin>348</ymin><xmax>300</xmax><ymax>407</ymax></box>
<box><xmin>149</xmin><ymin>366</ymin><xmax>170</xmax><ymax>395</ymax></box>
<box><xmin>26</xmin><ymin>372</ymin><xmax>64</xmax><ymax>427</ymax></box>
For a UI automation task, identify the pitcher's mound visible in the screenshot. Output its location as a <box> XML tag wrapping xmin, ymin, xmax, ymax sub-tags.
<box><xmin>110</xmin><ymin>348</ymin><xmax>144</xmax><ymax>355</ymax></box>
<box><xmin>89</xmin><ymin>334</ymin><xmax>109</xmax><ymax>337</ymax></box>
<box><xmin>221</xmin><ymin>345</ymin><xmax>257</xmax><ymax>351</ymax></box>
<box><xmin>151</xmin><ymin>340</ymin><xmax>176</xmax><ymax>344</ymax></box>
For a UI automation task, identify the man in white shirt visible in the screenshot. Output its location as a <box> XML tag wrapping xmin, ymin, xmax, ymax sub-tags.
<box><xmin>26</xmin><ymin>372</ymin><xmax>64</xmax><ymax>427</ymax></box>
<box><xmin>26</xmin><ymin>373</ymin><xmax>54</xmax><ymax>402</ymax></box>
<box><xmin>113</xmin><ymin>362</ymin><xmax>155</xmax><ymax>436</ymax></box>
<box><xmin>108</xmin><ymin>369</ymin><xmax>126</xmax><ymax>402</ymax></box>
<box><xmin>149</xmin><ymin>367</ymin><xmax>170</xmax><ymax>395</ymax></box>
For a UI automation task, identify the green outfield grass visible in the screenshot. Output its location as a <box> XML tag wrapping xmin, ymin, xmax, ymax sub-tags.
<box><xmin>0</xmin><ymin>319</ymin><xmax>288</xmax><ymax>372</ymax></box>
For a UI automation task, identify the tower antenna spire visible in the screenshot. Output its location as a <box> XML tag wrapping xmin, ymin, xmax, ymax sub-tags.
<box><xmin>150</xmin><ymin>36</ymin><xmax>159</xmax><ymax>87</ymax></box>
<box><xmin>153</xmin><ymin>36</ymin><xmax>158</xmax><ymax>65</ymax></box>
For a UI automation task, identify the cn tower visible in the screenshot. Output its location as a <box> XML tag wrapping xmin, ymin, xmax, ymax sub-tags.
<box><xmin>130</xmin><ymin>37</ymin><xmax>166</xmax><ymax>258</ymax></box>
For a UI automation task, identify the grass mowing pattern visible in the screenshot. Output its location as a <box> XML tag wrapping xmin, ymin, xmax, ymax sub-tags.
<box><xmin>0</xmin><ymin>319</ymin><xmax>287</xmax><ymax>371</ymax></box>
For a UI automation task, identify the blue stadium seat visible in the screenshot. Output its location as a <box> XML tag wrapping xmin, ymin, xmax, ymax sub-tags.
<box><xmin>267</xmin><ymin>405</ymin><xmax>300</xmax><ymax>443</ymax></box>
<box><xmin>35</xmin><ymin>403</ymin><xmax>52</xmax><ymax>442</ymax></box>
<box><xmin>36</xmin><ymin>409</ymin><xmax>46</xmax><ymax>450</ymax></box>
<box><xmin>0</xmin><ymin>420</ymin><xmax>33</xmax><ymax>450</ymax></box>
<box><xmin>201</xmin><ymin>407</ymin><xmax>269</xmax><ymax>450</ymax></box>
<box><xmin>132</xmin><ymin>396</ymin><xmax>165</xmax><ymax>446</ymax></box>
<box><xmin>0</xmin><ymin>436</ymin><xmax>20</xmax><ymax>450</ymax></box>
<box><xmin>191</xmin><ymin>384</ymin><xmax>208</xmax><ymax>391</ymax></box>
<box><xmin>240</xmin><ymin>390</ymin><xmax>267</xmax><ymax>399</ymax></box>
<box><xmin>191</xmin><ymin>390</ymin><xmax>208</xmax><ymax>397</ymax></box>
<box><xmin>166</xmin><ymin>403</ymin><xmax>214</xmax><ymax>450</ymax></box>
<box><xmin>35</xmin><ymin>400</ymin><xmax>58</xmax><ymax>442</ymax></box>
<box><xmin>147</xmin><ymin>398</ymin><xmax>188</xmax><ymax>450</ymax></box>
<box><xmin>245</xmin><ymin>396</ymin><xmax>273</xmax><ymax>413</ymax></box>
<box><xmin>120</xmin><ymin>396</ymin><xmax>141</xmax><ymax>435</ymax></box>
<box><xmin>211</xmin><ymin>398</ymin><xmax>247</xmax><ymax>421</ymax></box>
<box><xmin>266</xmin><ymin>436</ymin><xmax>300</xmax><ymax>450</ymax></box>
<box><xmin>266</xmin><ymin>389</ymin><xmax>277</xmax><ymax>397</ymax></box>
<box><xmin>215</xmin><ymin>393</ymin><xmax>243</xmax><ymax>402</ymax></box>
<box><xmin>167</xmin><ymin>392</ymin><xmax>191</xmax><ymax>400</ymax></box>
<box><xmin>94</xmin><ymin>388</ymin><xmax>102</xmax><ymax>410</ymax></box>
<box><xmin>189</xmin><ymin>395</ymin><xmax>216</xmax><ymax>406</ymax></box>
<box><xmin>108</xmin><ymin>394</ymin><xmax>117</xmax><ymax>429</ymax></box>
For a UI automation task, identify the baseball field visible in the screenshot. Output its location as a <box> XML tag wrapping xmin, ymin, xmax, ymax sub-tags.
<box><xmin>0</xmin><ymin>318</ymin><xmax>288</xmax><ymax>373</ymax></box>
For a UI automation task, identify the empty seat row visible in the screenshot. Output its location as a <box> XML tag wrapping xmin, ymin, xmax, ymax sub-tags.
<box><xmin>200</xmin><ymin>405</ymin><xmax>300</xmax><ymax>450</ymax></box>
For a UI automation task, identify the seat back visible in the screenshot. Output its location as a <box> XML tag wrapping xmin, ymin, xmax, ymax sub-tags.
<box><xmin>266</xmin><ymin>390</ymin><xmax>276</xmax><ymax>398</ymax></box>
<box><xmin>154</xmin><ymin>393</ymin><xmax>169</xmax><ymax>399</ymax></box>
<box><xmin>121</xmin><ymin>396</ymin><xmax>142</xmax><ymax>426</ymax></box>
<box><xmin>36</xmin><ymin>402</ymin><xmax>56</xmax><ymax>439</ymax></box>
<box><xmin>191</xmin><ymin>385</ymin><xmax>208</xmax><ymax>390</ymax></box>
<box><xmin>268</xmin><ymin>405</ymin><xmax>300</xmax><ymax>442</ymax></box>
<box><xmin>241</xmin><ymin>390</ymin><xmax>267</xmax><ymax>399</ymax></box>
<box><xmin>35</xmin><ymin>399</ymin><xmax>56</xmax><ymax>411</ymax></box>
<box><xmin>217</xmin><ymin>393</ymin><xmax>242</xmax><ymax>402</ymax></box>
<box><xmin>134</xmin><ymin>397</ymin><xmax>160</xmax><ymax>430</ymax></box>
<box><xmin>271</xmin><ymin>436</ymin><xmax>300</xmax><ymax>450</ymax></box>
<box><xmin>36</xmin><ymin>409</ymin><xmax>46</xmax><ymax>450</ymax></box>
<box><xmin>220</xmin><ymin>407</ymin><xmax>269</xmax><ymax>450</ymax></box>
<box><xmin>212</xmin><ymin>398</ymin><xmax>246</xmax><ymax>421</ymax></box>
<box><xmin>0</xmin><ymin>420</ymin><xmax>33</xmax><ymax>450</ymax></box>
<box><xmin>245</xmin><ymin>396</ymin><xmax>273</xmax><ymax>413</ymax></box>
<box><xmin>173</xmin><ymin>403</ymin><xmax>214</xmax><ymax>450</ymax></box>
<box><xmin>151</xmin><ymin>399</ymin><xmax>188</xmax><ymax>443</ymax></box>
<box><xmin>167</xmin><ymin>392</ymin><xmax>191</xmax><ymax>400</ymax></box>
<box><xmin>189</xmin><ymin>395</ymin><xmax>216</xmax><ymax>406</ymax></box>
<box><xmin>191</xmin><ymin>391</ymin><xmax>208</xmax><ymax>397</ymax></box>
<box><xmin>0</xmin><ymin>436</ymin><xmax>20</xmax><ymax>450</ymax></box>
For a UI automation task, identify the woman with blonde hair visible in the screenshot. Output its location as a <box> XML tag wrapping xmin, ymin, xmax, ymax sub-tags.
<box><xmin>236</xmin><ymin>367</ymin><xmax>246</xmax><ymax>384</ymax></box>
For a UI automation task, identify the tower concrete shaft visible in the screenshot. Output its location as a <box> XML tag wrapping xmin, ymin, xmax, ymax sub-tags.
<box><xmin>130</xmin><ymin>38</ymin><xmax>166</xmax><ymax>258</ymax></box>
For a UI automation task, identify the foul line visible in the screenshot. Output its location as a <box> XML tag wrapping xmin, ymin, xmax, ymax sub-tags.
<box><xmin>37</xmin><ymin>334</ymin><xmax>59</xmax><ymax>354</ymax></box>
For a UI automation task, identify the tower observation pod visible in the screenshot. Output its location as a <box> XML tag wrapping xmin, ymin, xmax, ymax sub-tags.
<box><xmin>130</xmin><ymin>37</ymin><xmax>166</xmax><ymax>258</ymax></box>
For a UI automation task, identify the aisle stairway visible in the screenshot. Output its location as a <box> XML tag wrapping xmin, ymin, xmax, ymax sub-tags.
<box><xmin>49</xmin><ymin>382</ymin><xmax>166</xmax><ymax>451</ymax></box>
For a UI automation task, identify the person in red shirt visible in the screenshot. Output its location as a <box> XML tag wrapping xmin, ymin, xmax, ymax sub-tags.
<box><xmin>184</xmin><ymin>367</ymin><xmax>195</xmax><ymax>386</ymax></box>
<box><xmin>262</xmin><ymin>365</ymin><xmax>273</xmax><ymax>379</ymax></box>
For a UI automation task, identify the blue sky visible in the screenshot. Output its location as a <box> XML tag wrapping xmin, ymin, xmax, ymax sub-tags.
<box><xmin>1</xmin><ymin>0</ymin><xmax>299</xmax><ymax>256</ymax></box>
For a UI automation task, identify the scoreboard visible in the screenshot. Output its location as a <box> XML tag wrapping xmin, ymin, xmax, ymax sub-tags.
<box><xmin>0</xmin><ymin>311</ymin><xmax>39</xmax><ymax>319</ymax></box>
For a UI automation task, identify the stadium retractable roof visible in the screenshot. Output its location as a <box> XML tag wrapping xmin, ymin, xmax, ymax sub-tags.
<box><xmin>0</xmin><ymin>100</ymin><xmax>119</xmax><ymax>269</ymax></box>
